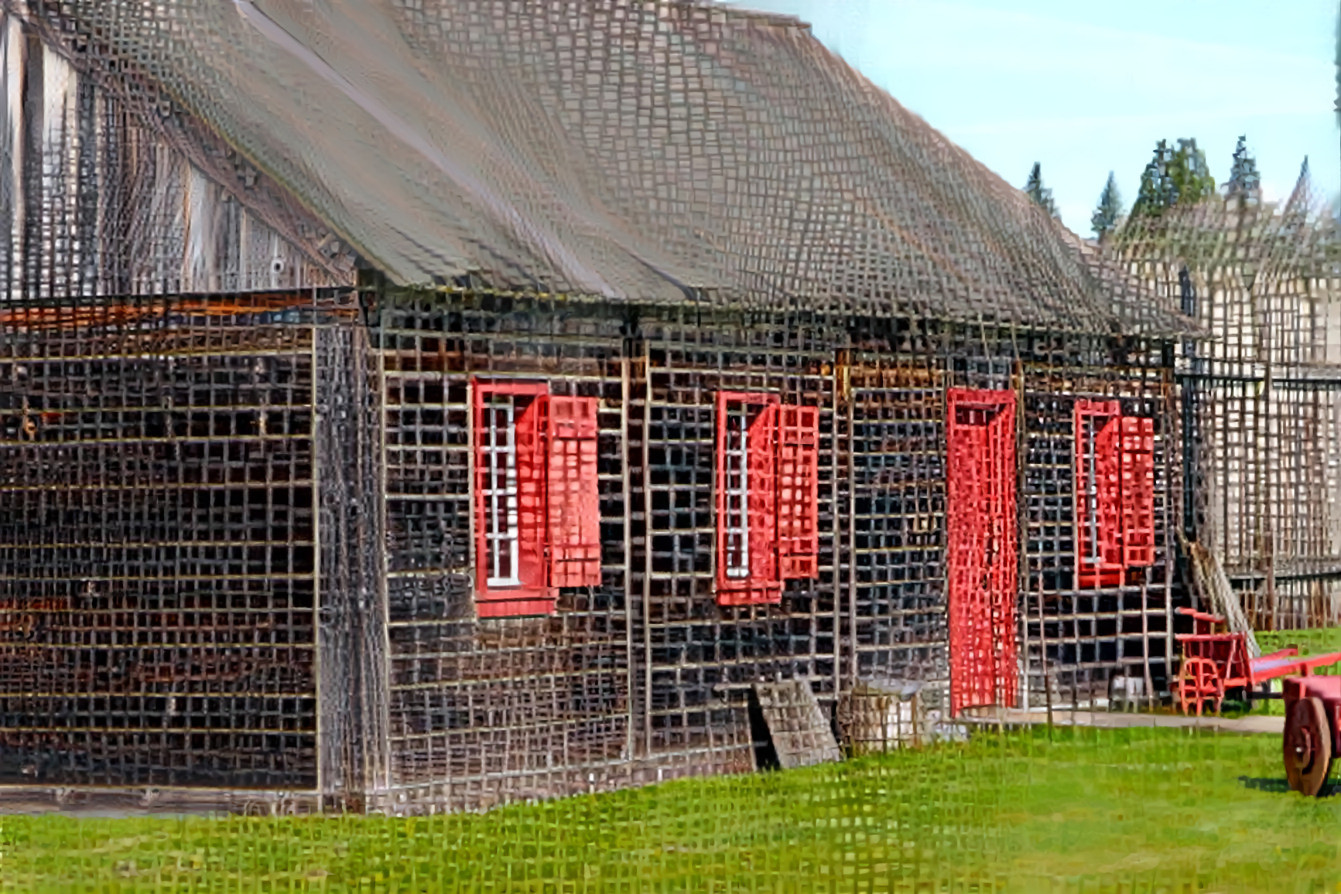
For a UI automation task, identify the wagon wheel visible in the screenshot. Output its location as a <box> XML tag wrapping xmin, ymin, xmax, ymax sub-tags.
<box><xmin>1284</xmin><ymin>696</ymin><xmax>1333</xmax><ymax>797</ymax></box>
<box><xmin>1176</xmin><ymin>657</ymin><xmax>1223</xmax><ymax>716</ymax></box>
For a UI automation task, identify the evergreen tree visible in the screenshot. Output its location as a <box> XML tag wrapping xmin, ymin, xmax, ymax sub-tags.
<box><xmin>1168</xmin><ymin>138</ymin><xmax>1216</xmax><ymax>206</ymax></box>
<box><xmin>1130</xmin><ymin>138</ymin><xmax>1216</xmax><ymax>219</ymax></box>
<box><xmin>1023</xmin><ymin>162</ymin><xmax>1059</xmax><ymax>219</ymax></box>
<box><xmin>1224</xmin><ymin>135</ymin><xmax>1261</xmax><ymax>201</ymax></box>
<box><xmin>1090</xmin><ymin>171</ymin><xmax>1123</xmax><ymax>239</ymax></box>
<box><xmin>1335</xmin><ymin>0</ymin><xmax>1341</xmax><ymax>129</ymax></box>
<box><xmin>1130</xmin><ymin>140</ymin><xmax>1174</xmax><ymax>219</ymax></box>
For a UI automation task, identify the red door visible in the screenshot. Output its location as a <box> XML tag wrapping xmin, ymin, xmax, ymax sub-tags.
<box><xmin>946</xmin><ymin>388</ymin><xmax>1018</xmax><ymax>716</ymax></box>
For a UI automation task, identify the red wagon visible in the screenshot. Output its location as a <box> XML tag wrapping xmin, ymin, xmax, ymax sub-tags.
<box><xmin>1172</xmin><ymin>608</ymin><xmax>1341</xmax><ymax>716</ymax></box>
<box><xmin>1283</xmin><ymin>676</ymin><xmax>1341</xmax><ymax>796</ymax></box>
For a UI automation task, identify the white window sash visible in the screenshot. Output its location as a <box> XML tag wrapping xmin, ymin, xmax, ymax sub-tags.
<box><xmin>724</xmin><ymin>402</ymin><xmax>751</xmax><ymax>579</ymax></box>
<box><xmin>484</xmin><ymin>397</ymin><xmax>522</xmax><ymax>588</ymax></box>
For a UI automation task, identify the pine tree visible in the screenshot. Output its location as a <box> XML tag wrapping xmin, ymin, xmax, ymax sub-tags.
<box><xmin>1335</xmin><ymin>1</ymin><xmax>1341</xmax><ymax>128</ymax></box>
<box><xmin>1090</xmin><ymin>171</ymin><xmax>1123</xmax><ymax>240</ymax></box>
<box><xmin>1130</xmin><ymin>138</ymin><xmax>1216</xmax><ymax>219</ymax></box>
<box><xmin>1224</xmin><ymin>135</ymin><xmax>1261</xmax><ymax>202</ymax></box>
<box><xmin>1168</xmin><ymin>138</ymin><xmax>1216</xmax><ymax>206</ymax></box>
<box><xmin>1130</xmin><ymin>140</ymin><xmax>1174</xmax><ymax>219</ymax></box>
<box><xmin>1023</xmin><ymin>162</ymin><xmax>1059</xmax><ymax>219</ymax></box>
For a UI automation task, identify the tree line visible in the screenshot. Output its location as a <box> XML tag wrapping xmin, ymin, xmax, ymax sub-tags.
<box><xmin>1023</xmin><ymin>135</ymin><xmax>1267</xmax><ymax>240</ymax></box>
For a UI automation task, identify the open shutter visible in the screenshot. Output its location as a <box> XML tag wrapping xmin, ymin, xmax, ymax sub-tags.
<box><xmin>513</xmin><ymin>396</ymin><xmax>549</xmax><ymax>589</ymax></box>
<box><xmin>546</xmin><ymin>395</ymin><xmax>602</xmax><ymax>587</ymax></box>
<box><xmin>1120</xmin><ymin>415</ymin><xmax>1155</xmax><ymax>568</ymax></box>
<box><xmin>1075</xmin><ymin>400</ymin><xmax>1124</xmax><ymax>588</ymax></box>
<box><xmin>746</xmin><ymin>403</ymin><xmax>779</xmax><ymax>592</ymax></box>
<box><xmin>777</xmin><ymin>405</ymin><xmax>819</xmax><ymax>579</ymax></box>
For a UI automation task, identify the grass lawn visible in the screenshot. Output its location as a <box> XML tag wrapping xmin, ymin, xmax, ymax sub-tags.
<box><xmin>3</xmin><ymin>727</ymin><xmax>1341</xmax><ymax>893</ymax></box>
<box><xmin>1257</xmin><ymin>626</ymin><xmax>1341</xmax><ymax>660</ymax></box>
<box><xmin>1248</xmin><ymin>627</ymin><xmax>1341</xmax><ymax>715</ymax></box>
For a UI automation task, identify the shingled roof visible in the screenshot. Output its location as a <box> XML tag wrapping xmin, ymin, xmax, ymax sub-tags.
<box><xmin>14</xmin><ymin>0</ymin><xmax>1191</xmax><ymax>335</ymax></box>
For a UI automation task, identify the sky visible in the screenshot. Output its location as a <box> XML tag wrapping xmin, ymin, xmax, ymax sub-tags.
<box><xmin>730</xmin><ymin>0</ymin><xmax>1340</xmax><ymax>236</ymax></box>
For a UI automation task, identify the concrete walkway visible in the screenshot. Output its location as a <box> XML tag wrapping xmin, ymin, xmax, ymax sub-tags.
<box><xmin>963</xmin><ymin>708</ymin><xmax>1283</xmax><ymax>735</ymax></box>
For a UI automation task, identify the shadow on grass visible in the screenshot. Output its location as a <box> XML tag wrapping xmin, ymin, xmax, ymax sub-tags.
<box><xmin>1238</xmin><ymin>775</ymin><xmax>1341</xmax><ymax>797</ymax></box>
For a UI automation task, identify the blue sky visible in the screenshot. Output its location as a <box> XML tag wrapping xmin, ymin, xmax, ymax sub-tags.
<box><xmin>732</xmin><ymin>0</ymin><xmax>1339</xmax><ymax>235</ymax></box>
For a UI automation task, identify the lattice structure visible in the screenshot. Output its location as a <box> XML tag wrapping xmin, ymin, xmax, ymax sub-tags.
<box><xmin>0</xmin><ymin>0</ymin><xmax>1196</xmax><ymax>813</ymax></box>
<box><xmin>1113</xmin><ymin>173</ymin><xmax>1341</xmax><ymax>630</ymax></box>
<box><xmin>1019</xmin><ymin>336</ymin><xmax>1177</xmax><ymax>710</ymax></box>
<box><xmin>376</xmin><ymin>294</ymin><xmax>637</xmax><ymax>809</ymax></box>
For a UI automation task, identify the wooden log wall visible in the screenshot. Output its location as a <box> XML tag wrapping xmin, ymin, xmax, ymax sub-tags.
<box><xmin>1017</xmin><ymin>331</ymin><xmax>1177</xmax><ymax>708</ymax></box>
<box><xmin>370</xmin><ymin>295</ymin><xmax>1182</xmax><ymax>815</ymax></box>
<box><xmin>634</xmin><ymin>311</ymin><xmax>837</xmax><ymax>765</ymax></box>
<box><xmin>375</xmin><ymin>294</ymin><xmax>635</xmax><ymax>812</ymax></box>
<box><xmin>0</xmin><ymin>296</ymin><xmax>327</xmax><ymax>790</ymax></box>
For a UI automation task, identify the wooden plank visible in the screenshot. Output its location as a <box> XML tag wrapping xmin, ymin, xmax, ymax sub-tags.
<box><xmin>751</xmin><ymin>680</ymin><xmax>839</xmax><ymax>770</ymax></box>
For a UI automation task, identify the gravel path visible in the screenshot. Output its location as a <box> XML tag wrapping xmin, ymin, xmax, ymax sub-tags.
<box><xmin>963</xmin><ymin>708</ymin><xmax>1283</xmax><ymax>735</ymax></box>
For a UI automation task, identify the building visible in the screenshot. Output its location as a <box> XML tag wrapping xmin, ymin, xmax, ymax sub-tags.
<box><xmin>0</xmin><ymin>0</ymin><xmax>1190</xmax><ymax>813</ymax></box>
<box><xmin>1113</xmin><ymin>170</ymin><xmax>1341</xmax><ymax>631</ymax></box>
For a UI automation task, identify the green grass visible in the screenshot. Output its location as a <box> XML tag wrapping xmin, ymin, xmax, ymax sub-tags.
<box><xmin>4</xmin><ymin>727</ymin><xmax>1341</xmax><ymax>893</ymax></box>
<box><xmin>1258</xmin><ymin>626</ymin><xmax>1341</xmax><ymax>660</ymax></box>
<box><xmin>1251</xmin><ymin>627</ymin><xmax>1341</xmax><ymax>715</ymax></box>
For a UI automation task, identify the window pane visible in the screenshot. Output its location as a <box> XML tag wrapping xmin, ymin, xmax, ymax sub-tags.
<box><xmin>724</xmin><ymin>401</ymin><xmax>750</xmax><ymax>579</ymax></box>
<box><xmin>483</xmin><ymin>394</ymin><xmax>521</xmax><ymax>587</ymax></box>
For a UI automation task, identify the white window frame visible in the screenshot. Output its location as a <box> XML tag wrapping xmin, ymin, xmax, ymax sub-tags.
<box><xmin>482</xmin><ymin>394</ymin><xmax>521</xmax><ymax>588</ymax></box>
<box><xmin>722</xmin><ymin>400</ymin><xmax>752</xmax><ymax>580</ymax></box>
<box><xmin>1083</xmin><ymin>414</ymin><xmax>1101</xmax><ymax>565</ymax></box>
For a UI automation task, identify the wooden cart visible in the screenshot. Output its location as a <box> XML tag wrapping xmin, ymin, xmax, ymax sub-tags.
<box><xmin>1283</xmin><ymin>675</ymin><xmax>1341</xmax><ymax>796</ymax></box>
<box><xmin>1173</xmin><ymin>608</ymin><xmax>1341</xmax><ymax>716</ymax></box>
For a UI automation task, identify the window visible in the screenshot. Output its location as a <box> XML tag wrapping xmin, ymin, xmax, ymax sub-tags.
<box><xmin>472</xmin><ymin>379</ymin><xmax>601</xmax><ymax>617</ymax></box>
<box><xmin>715</xmin><ymin>392</ymin><xmax>819</xmax><ymax>606</ymax></box>
<box><xmin>1074</xmin><ymin>399</ymin><xmax>1155</xmax><ymax>589</ymax></box>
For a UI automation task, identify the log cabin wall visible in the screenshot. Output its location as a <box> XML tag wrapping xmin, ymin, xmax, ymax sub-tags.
<box><xmin>0</xmin><ymin>296</ymin><xmax>332</xmax><ymax>793</ymax></box>
<box><xmin>633</xmin><ymin>310</ymin><xmax>838</xmax><ymax>771</ymax></box>
<box><xmin>843</xmin><ymin>322</ymin><xmax>1012</xmax><ymax>718</ymax></box>
<box><xmin>0</xmin><ymin>282</ymin><xmax>1182</xmax><ymax>808</ymax></box>
<box><xmin>1015</xmin><ymin>331</ymin><xmax>1178</xmax><ymax>709</ymax></box>
<box><xmin>368</xmin><ymin>296</ymin><xmax>1180</xmax><ymax>814</ymax></box>
<box><xmin>0</xmin><ymin>8</ymin><xmax>361</xmax><ymax>805</ymax></box>
<box><xmin>374</xmin><ymin>292</ymin><xmax>636</xmax><ymax>812</ymax></box>
<box><xmin>843</xmin><ymin>323</ymin><xmax>1178</xmax><ymax>715</ymax></box>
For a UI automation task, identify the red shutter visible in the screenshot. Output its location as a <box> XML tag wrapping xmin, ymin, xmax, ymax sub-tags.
<box><xmin>1120</xmin><ymin>415</ymin><xmax>1155</xmax><ymax>568</ymax></box>
<box><xmin>472</xmin><ymin>379</ymin><xmax>555</xmax><ymax>618</ymax></box>
<box><xmin>1075</xmin><ymin>400</ymin><xmax>1124</xmax><ymax>588</ymax></box>
<box><xmin>777</xmin><ymin>405</ymin><xmax>819</xmax><ymax>579</ymax></box>
<box><xmin>746</xmin><ymin>403</ymin><xmax>779</xmax><ymax>591</ymax></box>
<box><xmin>546</xmin><ymin>395</ymin><xmax>602</xmax><ymax>587</ymax></box>
<box><xmin>714</xmin><ymin>392</ymin><xmax>735</xmax><ymax>600</ymax></box>
<box><xmin>513</xmin><ymin>396</ymin><xmax>549</xmax><ymax>591</ymax></box>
